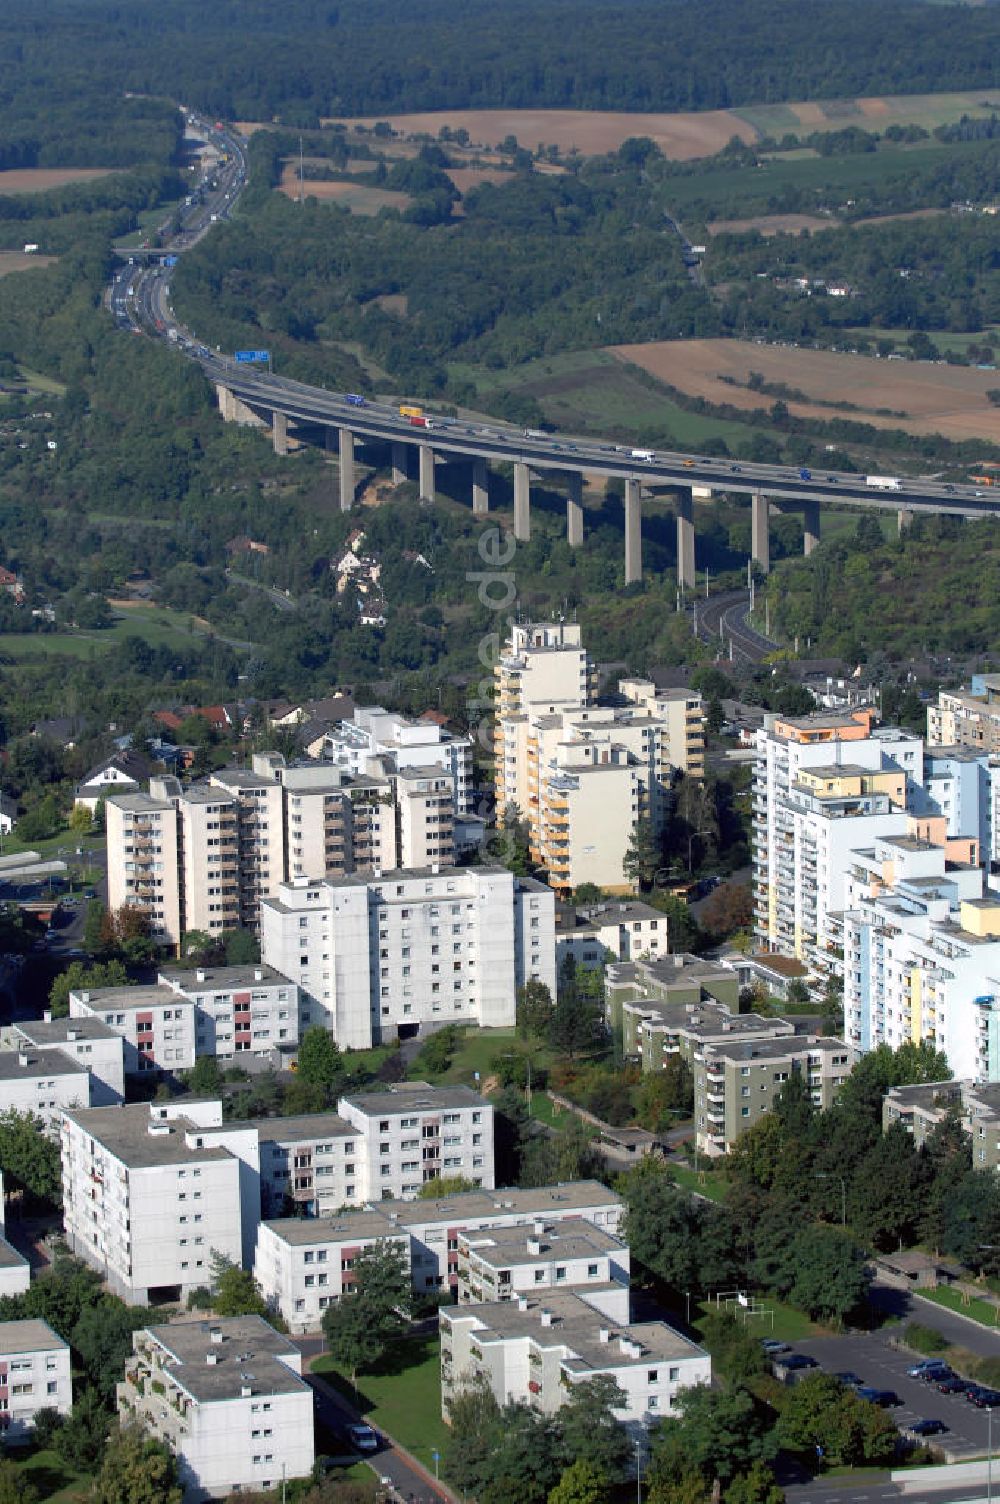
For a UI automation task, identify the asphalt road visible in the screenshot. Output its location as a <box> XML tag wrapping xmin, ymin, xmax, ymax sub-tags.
<box><xmin>693</xmin><ymin>589</ymin><xmax>779</xmax><ymax>664</ymax></box>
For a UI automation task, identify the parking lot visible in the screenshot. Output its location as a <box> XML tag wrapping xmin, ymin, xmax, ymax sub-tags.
<box><xmin>780</xmin><ymin>1329</ymin><xmax>998</xmax><ymax>1460</ymax></box>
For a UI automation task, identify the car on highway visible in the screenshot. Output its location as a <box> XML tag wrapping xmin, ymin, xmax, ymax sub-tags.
<box><xmin>907</xmin><ymin>1418</ymin><xmax>948</xmax><ymax>1437</ymax></box>
<box><xmin>347</xmin><ymin>1423</ymin><xmax>379</xmax><ymax>1453</ymax></box>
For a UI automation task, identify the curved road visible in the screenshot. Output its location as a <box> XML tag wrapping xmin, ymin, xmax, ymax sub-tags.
<box><xmin>695</xmin><ymin>589</ymin><xmax>780</xmax><ymax>664</ymax></box>
<box><xmin>114</xmin><ymin>115</ymin><xmax>1000</xmax><ymax>529</ymax></box>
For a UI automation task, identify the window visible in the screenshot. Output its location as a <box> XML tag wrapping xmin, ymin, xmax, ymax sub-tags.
<box><xmin>648</xmin><ymin>1369</ymin><xmax>658</xmax><ymax>1383</ymax></box>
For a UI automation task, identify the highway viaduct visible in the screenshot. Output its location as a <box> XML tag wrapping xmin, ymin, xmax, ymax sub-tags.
<box><xmin>211</xmin><ymin>366</ymin><xmax>996</xmax><ymax>589</ymax></box>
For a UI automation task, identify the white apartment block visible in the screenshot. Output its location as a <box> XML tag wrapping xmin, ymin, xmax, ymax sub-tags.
<box><xmin>159</xmin><ymin>964</ymin><xmax>300</xmax><ymax>1066</ymax></box>
<box><xmin>256</xmin><ymin>1114</ymin><xmax>359</xmax><ymax>1218</ymax></box>
<box><xmin>338</xmin><ymin>1083</ymin><xmax>494</xmax><ymax>1199</ymax></box>
<box><xmin>254</xmin><ymin>1180</ymin><xmax>624</xmax><ymax>1332</ymax></box>
<box><xmin>105</xmin><ymin>788</ymin><xmax>182</xmax><ymax>947</ymax></box>
<box><xmin>0</xmin><ymin>1048</ymin><xmax>94</xmax><ymax>1127</ymax></box>
<box><xmin>319</xmin><ymin>704</ymin><xmax>473</xmax><ymax>815</ymax></box>
<box><xmin>107</xmin><ymin>744</ymin><xmax>471</xmax><ymax>951</ymax></box>
<box><xmin>61</xmin><ymin>1101</ymin><xmax>252</xmax><ymax>1305</ymax></box>
<box><xmin>458</xmin><ymin>1217</ymin><xmax>631</xmax><ymax>1322</ymax></box>
<box><xmin>260</xmin><ymin>865</ymin><xmax>555</xmax><ymax>1047</ymax></box>
<box><xmin>69</xmin><ymin>985</ymin><xmax>196</xmax><ymax>1077</ymax></box>
<box><xmin>842</xmin><ymin>834</ymin><xmax>1000</xmax><ymax>1077</ymax></box>
<box><xmin>441</xmin><ymin>1292</ymin><xmax>710</xmax><ymax>1435</ymax></box>
<box><xmin>118</xmin><ymin>1317</ymin><xmax>313</xmax><ymax>1500</ymax></box>
<box><xmin>67</xmin><ymin>967</ymin><xmax>300</xmax><ymax>1076</ymax></box>
<box><xmin>752</xmin><ymin>709</ymin><xmax>923</xmax><ymax>979</ymax></box>
<box><xmin>0</xmin><ymin>1320</ymin><xmax>71</xmax><ymax>1442</ymax></box>
<box><xmin>0</xmin><ymin>1245</ymin><xmax>29</xmax><ymax>1300</ymax></box>
<box><xmin>555</xmin><ymin>900</ymin><xmax>668</xmax><ymax>973</ymax></box>
<box><xmin>495</xmin><ymin>625</ymin><xmax>702</xmax><ymax>894</ymax></box>
<box><xmin>6</xmin><ymin>1018</ymin><xmax>125</xmax><ymax>1104</ymax></box>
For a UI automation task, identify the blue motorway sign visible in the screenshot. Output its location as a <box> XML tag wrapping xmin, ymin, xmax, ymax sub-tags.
<box><xmin>234</xmin><ymin>349</ymin><xmax>270</xmax><ymax>364</ymax></box>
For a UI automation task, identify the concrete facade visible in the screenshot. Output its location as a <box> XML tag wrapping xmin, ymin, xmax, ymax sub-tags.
<box><xmin>260</xmin><ymin>865</ymin><xmax>555</xmax><ymax>1047</ymax></box>
<box><xmin>254</xmin><ymin>1180</ymin><xmax>624</xmax><ymax>1333</ymax></box>
<box><xmin>441</xmin><ymin>1291</ymin><xmax>710</xmax><ymax>1436</ymax></box>
<box><xmin>0</xmin><ymin>1320</ymin><xmax>71</xmax><ymax>1442</ymax></box>
<box><xmin>118</xmin><ymin>1317</ymin><xmax>313</xmax><ymax>1500</ymax></box>
<box><xmin>338</xmin><ymin>1082</ymin><xmax>494</xmax><ymax>1200</ymax></box>
<box><xmin>697</xmin><ymin>1035</ymin><xmax>851</xmax><ymax>1156</ymax></box>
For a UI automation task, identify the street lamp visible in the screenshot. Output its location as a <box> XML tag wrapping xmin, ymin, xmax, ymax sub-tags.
<box><xmin>989</xmin><ymin>1404</ymin><xmax>994</xmax><ymax>1504</ymax></box>
<box><xmin>814</xmin><ymin>1172</ymin><xmax>847</xmax><ymax>1228</ymax></box>
<box><xmin>635</xmin><ymin>1435</ymin><xmax>646</xmax><ymax>1504</ymax></box>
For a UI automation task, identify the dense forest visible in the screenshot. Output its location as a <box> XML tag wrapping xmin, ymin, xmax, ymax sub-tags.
<box><xmin>768</xmin><ymin>511</ymin><xmax>1000</xmax><ymax>659</ymax></box>
<box><xmin>3</xmin><ymin>0</ymin><xmax>1000</xmax><ymax>129</ymax></box>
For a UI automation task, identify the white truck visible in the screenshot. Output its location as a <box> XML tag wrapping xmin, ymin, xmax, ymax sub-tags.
<box><xmin>631</xmin><ymin>449</ymin><xmax>655</xmax><ymax>462</ymax></box>
<box><xmin>865</xmin><ymin>475</ymin><xmax>901</xmax><ymax>491</ymax></box>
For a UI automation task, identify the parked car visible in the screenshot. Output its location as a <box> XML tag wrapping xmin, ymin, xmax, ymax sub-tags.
<box><xmin>967</xmin><ymin>1386</ymin><xmax>1000</xmax><ymax>1408</ymax></box>
<box><xmin>908</xmin><ymin>1359</ymin><xmax>949</xmax><ymax>1378</ymax></box>
<box><xmin>762</xmin><ymin>1340</ymin><xmax>791</xmax><ymax>1356</ymax></box>
<box><xmin>857</xmin><ymin>1388</ymin><xmax>900</xmax><ymax>1408</ymax></box>
<box><xmin>908</xmin><ymin>1419</ymin><xmax>948</xmax><ymax>1437</ymax></box>
<box><xmin>937</xmin><ymin>1376</ymin><xmax>971</xmax><ymax>1395</ymax></box>
<box><xmin>780</xmin><ymin>1354</ymin><xmax>818</xmax><ymax>1371</ymax></box>
<box><xmin>347</xmin><ymin>1424</ymin><xmax>379</xmax><ymax>1453</ymax></box>
<box><xmin>835</xmin><ymin>1371</ymin><xmax>863</xmax><ymax>1388</ymax></box>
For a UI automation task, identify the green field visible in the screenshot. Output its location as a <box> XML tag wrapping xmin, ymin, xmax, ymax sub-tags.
<box><xmin>668</xmin><ymin>135</ymin><xmax>968</xmax><ymax>224</ymax></box>
<box><xmin>313</xmin><ymin>1336</ymin><xmax>450</xmax><ymax>1479</ymax></box>
<box><xmin>844</xmin><ymin>325</ymin><xmax>1000</xmax><ymax>357</ymax></box>
<box><xmin>670</xmin><ymin>1163</ymin><xmax>728</xmax><ymax>1203</ymax></box>
<box><xmin>696</xmin><ymin>1296</ymin><xmax>821</xmax><ymax>1343</ymax></box>
<box><xmin>734</xmin><ymin>89</ymin><xmax>1000</xmax><ymax>141</ymax></box>
<box><xmin>18</xmin><ymin>366</ymin><xmax>67</xmax><ymax>397</ymax></box>
<box><xmin>0</xmin><ymin>604</ymin><xmax>228</xmax><ymax>662</ymax></box>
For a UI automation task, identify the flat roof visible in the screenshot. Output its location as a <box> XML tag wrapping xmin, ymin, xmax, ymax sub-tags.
<box><xmin>63</xmin><ymin>1104</ymin><xmax>236</xmax><ymax>1171</ymax></box>
<box><xmin>339</xmin><ymin>1082</ymin><xmax>484</xmax><ymax>1115</ymax></box>
<box><xmin>144</xmin><ymin>1316</ymin><xmax>306</xmax><ymax>1403</ymax></box>
<box><xmin>72</xmin><ymin>984</ymin><xmax>186</xmax><ymax>1012</ymax></box>
<box><xmin>12</xmin><ymin>1018</ymin><xmax>119</xmax><ymax>1044</ymax></box>
<box><xmin>105</xmin><ymin>791</ymin><xmax>173</xmax><ymax>813</ymax></box>
<box><xmin>0</xmin><ymin>1235</ymin><xmax>28</xmax><ymax>1273</ymax></box>
<box><xmin>443</xmin><ymin>1291</ymin><xmax>705</xmax><ymax>1371</ymax></box>
<box><xmin>0</xmin><ymin>1319</ymin><xmax>67</xmax><ymax>1355</ymax></box>
<box><xmin>460</xmin><ymin>1216</ymin><xmax>625</xmax><ymax>1268</ymax></box>
<box><xmin>704</xmin><ymin>1035</ymin><xmax>845</xmax><ymax>1064</ymax></box>
<box><xmin>158</xmin><ymin>964</ymin><xmax>292</xmax><ymax>991</ymax></box>
<box><xmin>250</xmin><ymin>1113</ymin><xmax>354</xmax><ymax>1145</ymax></box>
<box><xmin>261</xmin><ymin>1181</ymin><xmax>623</xmax><ymax>1247</ymax></box>
<box><xmin>0</xmin><ymin>1048</ymin><xmax>87</xmax><ymax>1082</ymax></box>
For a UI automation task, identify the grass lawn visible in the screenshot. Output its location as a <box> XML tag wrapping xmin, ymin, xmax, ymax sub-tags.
<box><xmin>313</xmin><ymin>1335</ymin><xmax>450</xmax><ymax>1480</ymax></box>
<box><xmin>843</xmin><ymin>324</ymin><xmax>1000</xmax><ymax>357</ymax></box>
<box><xmin>670</xmin><ymin>1163</ymin><xmax>727</xmax><ymax>1203</ymax></box>
<box><xmin>409</xmin><ymin>1026</ymin><xmax>556</xmax><ymax>1090</ymax></box>
<box><xmin>18</xmin><ymin>366</ymin><xmax>67</xmax><ymax>397</ymax></box>
<box><xmin>1</xmin><ymin>827</ymin><xmax>104</xmax><ymax>862</ymax></box>
<box><xmin>921</xmin><ymin>1286</ymin><xmax>1000</xmax><ymax>1329</ymax></box>
<box><xmin>696</xmin><ymin>1296</ymin><xmax>822</xmax><ymax>1343</ymax></box>
<box><xmin>0</xmin><ymin>605</ymin><xmax>223</xmax><ymax>663</ymax></box>
<box><xmin>18</xmin><ymin>1449</ymin><xmax>90</xmax><ymax>1503</ymax></box>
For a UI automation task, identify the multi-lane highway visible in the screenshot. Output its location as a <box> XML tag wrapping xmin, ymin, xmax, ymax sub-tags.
<box><xmin>114</xmin><ymin>112</ymin><xmax>1000</xmax><ymax>540</ymax></box>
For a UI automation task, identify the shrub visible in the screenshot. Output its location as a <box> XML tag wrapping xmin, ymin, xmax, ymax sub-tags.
<box><xmin>904</xmin><ymin>1321</ymin><xmax>949</xmax><ymax>1355</ymax></box>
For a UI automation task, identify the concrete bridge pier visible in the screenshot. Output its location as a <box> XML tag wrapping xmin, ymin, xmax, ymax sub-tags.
<box><xmin>566</xmin><ymin>472</ymin><xmax>584</xmax><ymax>547</ymax></box>
<box><xmin>216</xmin><ymin>384</ymin><xmax>235</xmax><ymax>421</ymax></box>
<box><xmin>472</xmin><ymin>457</ymin><xmax>490</xmax><ymax>516</ymax></box>
<box><xmin>419</xmin><ymin>444</ymin><xmax>436</xmax><ymax>502</ymax></box>
<box><xmin>339</xmin><ymin>427</ymin><xmax>355</xmax><ymax>512</ymax></box>
<box><xmin>272</xmin><ymin>410</ymin><xmax>288</xmax><ymax>457</ymax></box>
<box><xmin>897</xmin><ymin>508</ymin><xmax>914</xmax><ymax>535</ymax></box>
<box><xmin>391</xmin><ymin>441</ymin><xmax>408</xmax><ymax>485</ymax></box>
<box><xmin>752</xmin><ymin>492</ymin><xmax>770</xmax><ymax>574</ymax></box>
<box><xmin>624</xmin><ymin>479</ymin><xmax>642</xmax><ymax>584</ymax></box>
<box><xmin>675</xmin><ymin>486</ymin><xmax>696</xmax><ymax>590</ymax></box>
<box><xmin>514</xmin><ymin>462</ymin><xmax>531</xmax><ymax>542</ymax></box>
<box><xmin>803</xmin><ymin>498</ymin><xmax>820</xmax><ymax>556</ymax></box>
